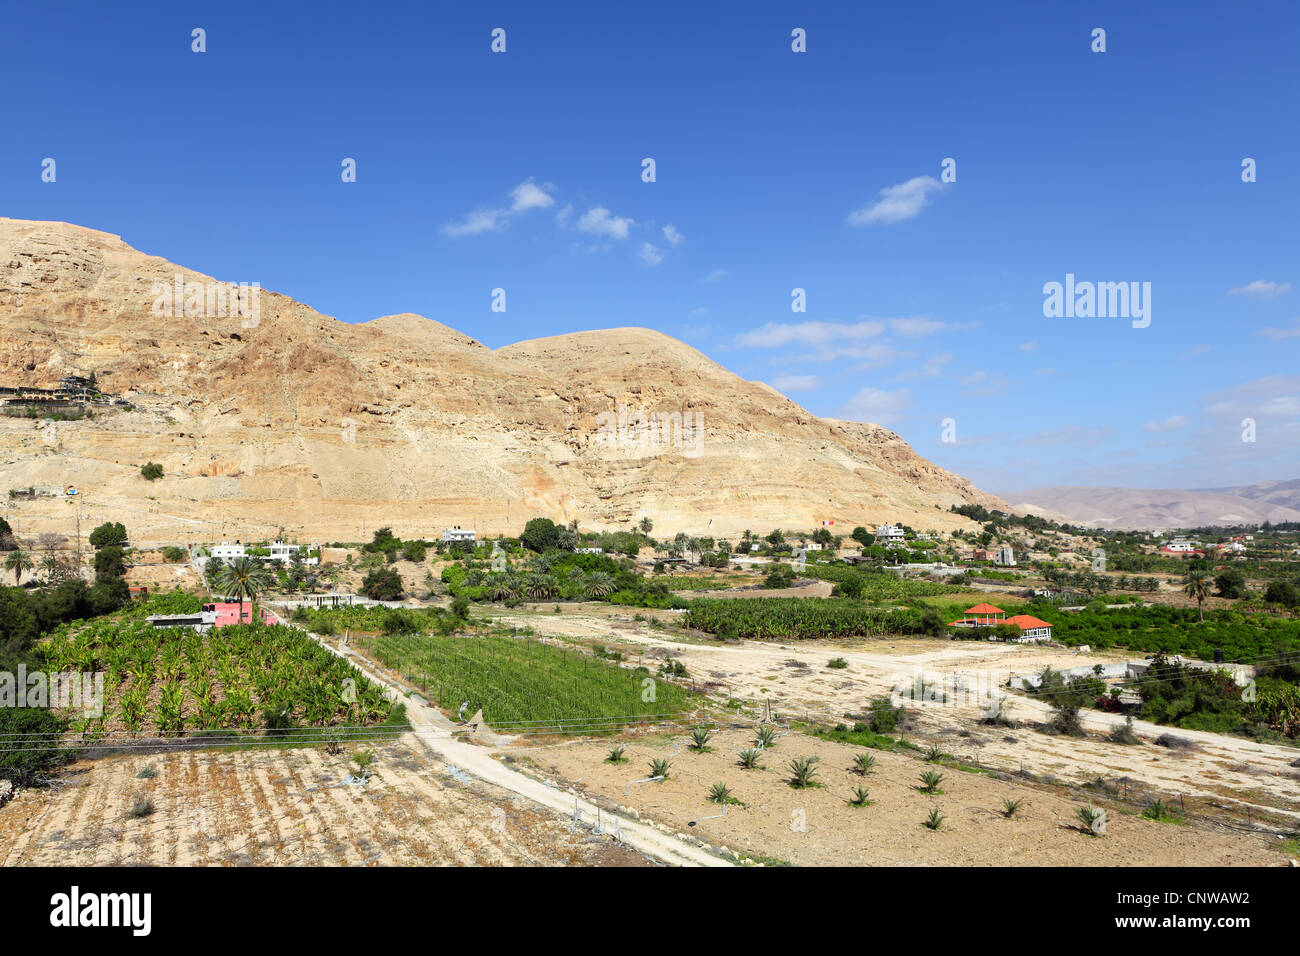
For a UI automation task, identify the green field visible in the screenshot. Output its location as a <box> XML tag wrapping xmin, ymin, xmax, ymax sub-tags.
<box><xmin>41</xmin><ymin>614</ymin><xmax>394</xmax><ymax>736</ymax></box>
<box><xmin>685</xmin><ymin>598</ymin><xmax>938</xmax><ymax>640</ymax></box>
<box><xmin>359</xmin><ymin>632</ymin><xmax>691</xmax><ymax>727</ymax></box>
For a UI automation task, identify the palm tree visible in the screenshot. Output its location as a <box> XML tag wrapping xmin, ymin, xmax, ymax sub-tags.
<box><xmin>4</xmin><ymin>549</ymin><xmax>33</xmax><ymax>585</ymax></box>
<box><xmin>524</xmin><ymin>573</ymin><xmax>555</xmax><ymax>601</ymax></box>
<box><xmin>40</xmin><ymin>553</ymin><xmax>62</xmax><ymax>583</ymax></box>
<box><xmin>1183</xmin><ymin>568</ymin><xmax>1211</xmax><ymax>622</ymax></box>
<box><xmin>639</xmin><ymin>517</ymin><xmax>653</xmax><ymax>535</ymax></box>
<box><xmin>214</xmin><ymin>557</ymin><xmax>273</xmax><ymax>622</ymax></box>
<box><xmin>583</xmin><ymin>571</ymin><xmax>615</xmax><ymax>598</ymax></box>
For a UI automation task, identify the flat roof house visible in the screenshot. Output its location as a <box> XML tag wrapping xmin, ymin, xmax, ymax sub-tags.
<box><xmin>442</xmin><ymin>526</ymin><xmax>476</xmax><ymax>544</ymax></box>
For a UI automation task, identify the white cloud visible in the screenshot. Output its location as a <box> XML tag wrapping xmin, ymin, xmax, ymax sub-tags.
<box><xmin>555</xmin><ymin>203</ymin><xmax>574</xmax><ymax>227</ymax></box>
<box><xmin>441</xmin><ymin>209</ymin><xmax>503</xmax><ymax>237</ymax></box>
<box><xmin>770</xmin><ymin>374</ymin><xmax>820</xmax><ymax>392</ymax></box>
<box><xmin>897</xmin><ymin>352</ymin><xmax>953</xmax><ymax>380</ymax></box>
<box><xmin>1017</xmin><ymin>341</ymin><xmax>1038</xmax><ymax>352</ymax></box>
<box><xmin>736</xmin><ymin>319</ymin><xmax>885</xmax><ymax>349</ymax></box>
<box><xmin>847</xmin><ymin>176</ymin><xmax>947</xmax><ymax>226</ymax></box>
<box><xmin>509</xmin><ymin>180</ymin><xmax>555</xmax><ymax>211</ymax></box>
<box><xmin>576</xmin><ymin>206</ymin><xmax>634</xmax><ymax>239</ymax></box>
<box><xmin>1257</xmin><ymin>318</ymin><xmax>1300</xmax><ymax>340</ymax></box>
<box><xmin>839</xmin><ymin>387</ymin><xmax>911</xmax><ymax>425</ymax></box>
<box><xmin>442</xmin><ymin>179</ymin><xmax>555</xmax><ymax>237</ymax></box>
<box><xmin>700</xmin><ymin>269</ymin><xmax>728</xmax><ymax>283</ymax></box>
<box><xmin>662</xmin><ymin>224</ymin><xmax>685</xmax><ymax>246</ymax></box>
<box><xmin>639</xmin><ymin>242</ymin><xmax>663</xmax><ymax>266</ymax></box>
<box><xmin>887</xmin><ymin>317</ymin><xmax>952</xmax><ymax>337</ymax></box>
<box><xmin>1142</xmin><ymin>414</ymin><xmax>1190</xmax><ymax>433</ymax></box>
<box><xmin>1228</xmin><ymin>279</ymin><xmax>1291</xmax><ymax>299</ymax></box>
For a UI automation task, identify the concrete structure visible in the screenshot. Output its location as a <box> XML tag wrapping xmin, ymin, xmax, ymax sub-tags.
<box><xmin>146</xmin><ymin>602</ymin><xmax>278</xmax><ymax>632</ymax></box>
<box><xmin>206</xmin><ymin>540</ymin><xmax>316</xmax><ymax>566</ymax></box>
<box><xmin>442</xmin><ymin>526</ymin><xmax>476</xmax><ymax>545</ymax></box>
<box><xmin>875</xmin><ymin>523</ymin><xmax>906</xmax><ymax>544</ymax></box>
<box><xmin>993</xmin><ymin>545</ymin><xmax>1016</xmax><ymax>566</ymax></box>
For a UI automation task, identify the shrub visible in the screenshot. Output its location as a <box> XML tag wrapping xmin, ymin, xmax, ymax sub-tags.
<box><xmin>708</xmin><ymin>782</ymin><xmax>732</xmax><ymax>805</ymax></box>
<box><xmin>827</xmin><ymin>657</ymin><xmax>848</xmax><ymax>669</ymax></box>
<box><xmin>1001</xmin><ymin>798</ymin><xmax>1023</xmax><ymax>818</ymax></box>
<box><xmin>787</xmin><ymin>756</ymin><xmax>819</xmax><ymax>789</ymax></box>
<box><xmin>128</xmin><ymin>793</ymin><xmax>154</xmax><ymax>818</ymax></box>
<box><xmin>360</xmin><ymin>566</ymin><xmax>404</xmax><ymax>601</ymax></box>
<box><xmin>852</xmin><ymin>753</ymin><xmax>876</xmax><ymax>775</ymax></box>
<box><xmin>738</xmin><ymin>748</ymin><xmax>763</xmax><ymax>769</ymax></box>
<box><xmin>1076</xmin><ymin>804</ymin><xmax>1106</xmax><ymax>835</ymax></box>
<box><xmin>924</xmin><ymin>807</ymin><xmax>945</xmax><ymax>830</ymax></box>
<box><xmin>848</xmin><ymin>785</ymin><xmax>871</xmax><ymax>807</ymax></box>
<box><xmin>919</xmin><ymin>769</ymin><xmax>945</xmax><ymax>794</ymax></box>
<box><xmin>688</xmin><ymin>726</ymin><xmax>713</xmax><ymax>751</ymax></box>
<box><xmin>754</xmin><ymin>725</ymin><xmax>777</xmax><ymax>749</ymax></box>
<box><xmin>140</xmin><ymin>462</ymin><xmax>164</xmax><ymax>481</ymax></box>
<box><xmin>606</xmin><ymin>744</ymin><xmax>627</xmax><ymax>764</ymax></box>
<box><xmin>649</xmin><ymin>757</ymin><xmax>671</xmax><ymax>780</ymax></box>
<box><xmin>0</xmin><ymin>708</ymin><xmax>69</xmax><ymax>786</ymax></box>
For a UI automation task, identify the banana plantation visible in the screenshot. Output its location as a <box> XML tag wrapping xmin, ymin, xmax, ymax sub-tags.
<box><xmin>41</xmin><ymin>617</ymin><xmax>394</xmax><ymax>737</ymax></box>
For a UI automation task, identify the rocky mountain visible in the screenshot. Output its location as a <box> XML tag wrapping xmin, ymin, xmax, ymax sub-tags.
<box><xmin>0</xmin><ymin>217</ymin><xmax>1004</xmax><ymax>545</ymax></box>
<box><xmin>1008</xmin><ymin>483</ymin><xmax>1300</xmax><ymax>531</ymax></box>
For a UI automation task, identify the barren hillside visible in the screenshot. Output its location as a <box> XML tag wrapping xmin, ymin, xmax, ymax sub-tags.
<box><xmin>0</xmin><ymin>217</ymin><xmax>1004</xmax><ymax>544</ymax></box>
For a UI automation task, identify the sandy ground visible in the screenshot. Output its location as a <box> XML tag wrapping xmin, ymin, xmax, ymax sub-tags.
<box><xmin>486</xmin><ymin>606</ymin><xmax>1300</xmax><ymax>828</ymax></box>
<box><xmin>517</xmin><ymin>727</ymin><xmax>1287</xmax><ymax>867</ymax></box>
<box><xmin>0</xmin><ymin>738</ymin><xmax>651</xmax><ymax>866</ymax></box>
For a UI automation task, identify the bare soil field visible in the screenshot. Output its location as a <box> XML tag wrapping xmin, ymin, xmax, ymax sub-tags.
<box><xmin>517</xmin><ymin>726</ymin><xmax>1286</xmax><ymax>867</ymax></box>
<box><xmin>486</xmin><ymin>606</ymin><xmax>1300</xmax><ymax>829</ymax></box>
<box><xmin>0</xmin><ymin>737</ymin><xmax>650</xmax><ymax>867</ymax></box>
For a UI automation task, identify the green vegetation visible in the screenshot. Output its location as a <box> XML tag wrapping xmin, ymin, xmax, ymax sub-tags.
<box><xmin>140</xmin><ymin>462</ymin><xmax>164</xmax><ymax>481</ymax></box>
<box><xmin>919</xmin><ymin>769</ymin><xmax>945</xmax><ymax>794</ymax></box>
<box><xmin>41</xmin><ymin>615</ymin><xmax>394</xmax><ymax>736</ymax></box>
<box><xmin>359</xmin><ymin>632</ymin><xmax>690</xmax><ymax>727</ymax></box>
<box><xmin>786</xmin><ymin>756</ymin><xmax>820</xmax><ymax>789</ymax></box>
<box><xmin>685</xmin><ymin>598</ymin><xmax>940</xmax><ymax>640</ymax></box>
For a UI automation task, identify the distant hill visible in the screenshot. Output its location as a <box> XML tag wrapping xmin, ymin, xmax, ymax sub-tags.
<box><xmin>1007</xmin><ymin>482</ymin><xmax>1300</xmax><ymax>531</ymax></box>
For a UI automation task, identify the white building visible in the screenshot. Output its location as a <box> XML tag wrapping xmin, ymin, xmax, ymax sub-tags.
<box><xmin>875</xmin><ymin>523</ymin><xmax>907</xmax><ymax>545</ymax></box>
<box><xmin>993</xmin><ymin>546</ymin><xmax>1016</xmax><ymax>566</ymax></box>
<box><xmin>268</xmin><ymin>541</ymin><xmax>317</xmax><ymax>565</ymax></box>
<box><xmin>206</xmin><ymin>540</ymin><xmax>316</xmax><ymax>566</ymax></box>
<box><xmin>209</xmin><ymin>541</ymin><xmax>246</xmax><ymax>562</ymax></box>
<box><xmin>575</xmin><ymin>547</ymin><xmax>604</xmax><ymax>554</ymax></box>
<box><xmin>442</xmin><ymin>526</ymin><xmax>476</xmax><ymax>544</ymax></box>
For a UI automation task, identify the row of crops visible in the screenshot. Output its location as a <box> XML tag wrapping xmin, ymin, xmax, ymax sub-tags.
<box><xmin>1042</xmin><ymin>604</ymin><xmax>1300</xmax><ymax>663</ymax></box>
<box><xmin>800</xmin><ymin>564</ymin><xmax>967</xmax><ymax>601</ymax></box>
<box><xmin>685</xmin><ymin>598</ymin><xmax>932</xmax><ymax>640</ymax></box>
<box><xmin>359</xmin><ymin>632</ymin><xmax>691</xmax><ymax>727</ymax></box>
<box><xmin>40</xmin><ymin>617</ymin><xmax>394</xmax><ymax>735</ymax></box>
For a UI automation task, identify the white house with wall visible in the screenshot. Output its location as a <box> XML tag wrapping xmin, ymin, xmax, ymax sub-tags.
<box><xmin>875</xmin><ymin>523</ymin><xmax>906</xmax><ymax>544</ymax></box>
<box><xmin>442</xmin><ymin>526</ymin><xmax>476</xmax><ymax>545</ymax></box>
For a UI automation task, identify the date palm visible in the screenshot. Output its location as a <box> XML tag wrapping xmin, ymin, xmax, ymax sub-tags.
<box><xmin>5</xmin><ymin>548</ymin><xmax>34</xmax><ymax>585</ymax></box>
<box><xmin>214</xmin><ymin>556</ymin><xmax>273</xmax><ymax>621</ymax></box>
<box><xmin>583</xmin><ymin>571</ymin><xmax>615</xmax><ymax>598</ymax></box>
<box><xmin>1182</xmin><ymin>569</ymin><xmax>1211</xmax><ymax>622</ymax></box>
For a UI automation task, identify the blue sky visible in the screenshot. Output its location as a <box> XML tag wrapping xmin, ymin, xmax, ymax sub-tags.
<box><xmin>3</xmin><ymin>0</ymin><xmax>1297</xmax><ymax>493</ymax></box>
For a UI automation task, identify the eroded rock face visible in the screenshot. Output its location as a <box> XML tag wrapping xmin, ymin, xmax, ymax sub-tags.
<box><xmin>0</xmin><ymin>217</ymin><xmax>1005</xmax><ymax>543</ymax></box>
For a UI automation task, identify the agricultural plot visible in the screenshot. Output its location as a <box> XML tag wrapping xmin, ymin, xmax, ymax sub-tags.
<box><xmin>40</xmin><ymin>617</ymin><xmax>394</xmax><ymax>737</ymax></box>
<box><xmin>686</xmin><ymin>598</ymin><xmax>931</xmax><ymax>640</ymax></box>
<box><xmin>357</xmin><ymin>633</ymin><xmax>692</xmax><ymax>728</ymax></box>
